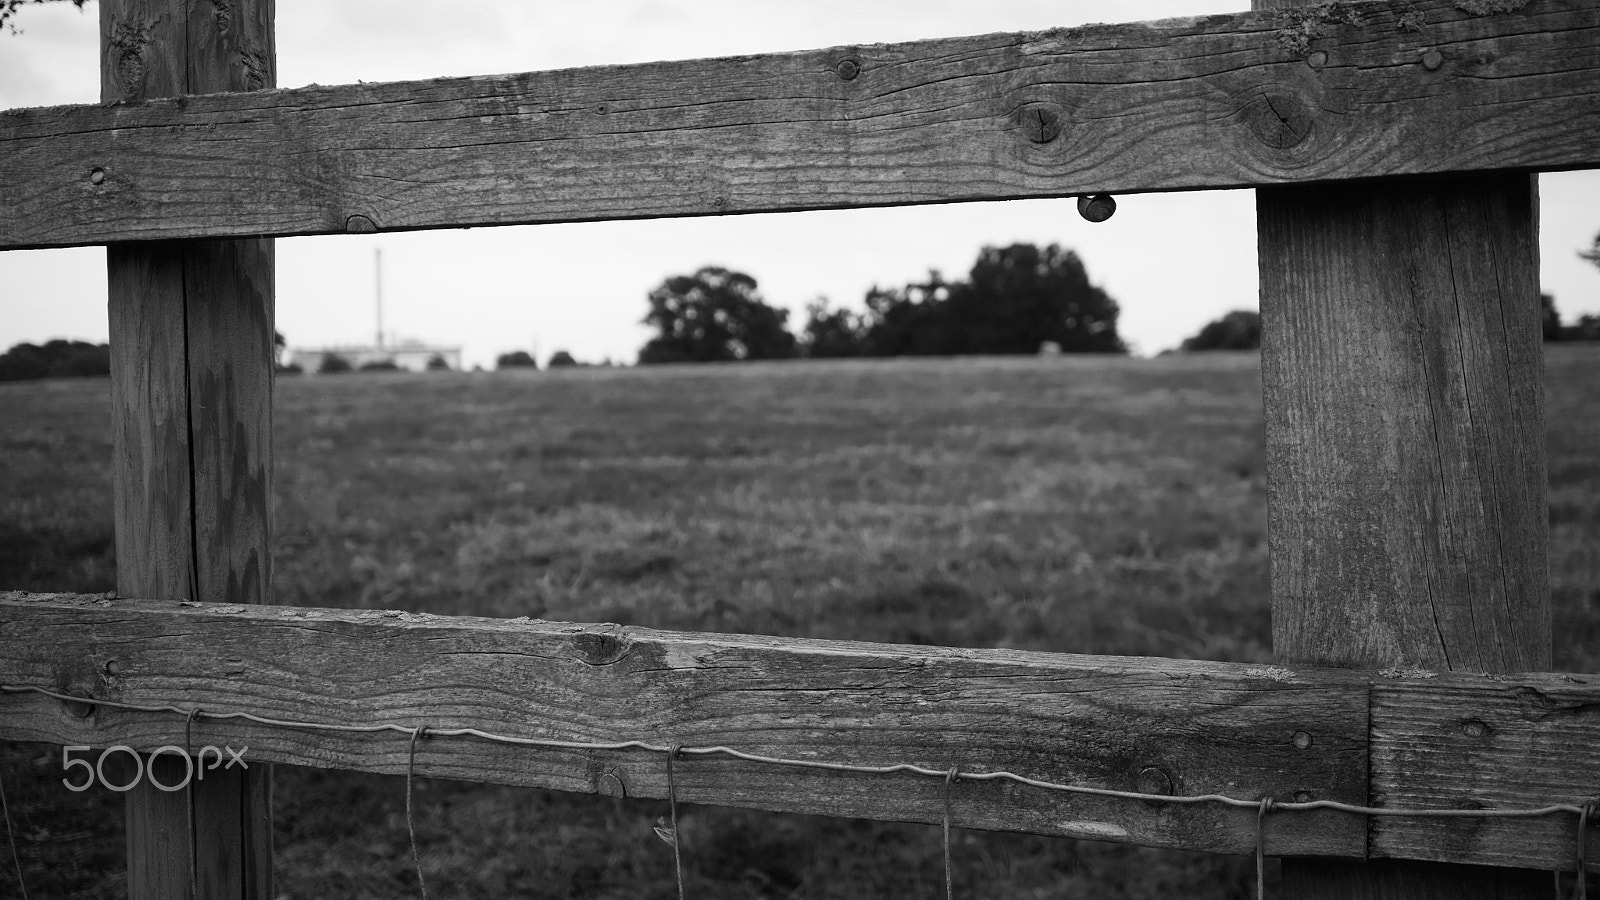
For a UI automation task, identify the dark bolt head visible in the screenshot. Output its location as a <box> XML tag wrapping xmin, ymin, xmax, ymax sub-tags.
<box><xmin>598</xmin><ymin>770</ymin><xmax>627</xmax><ymax>798</ymax></box>
<box><xmin>1306</xmin><ymin>50</ymin><xmax>1328</xmax><ymax>69</ymax></box>
<box><xmin>1292</xmin><ymin>731</ymin><xmax>1314</xmax><ymax>750</ymax></box>
<box><xmin>89</xmin><ymin>167</ymin><xmax>106</xmax><ymax>185</ymax></box>
<box><xmin>1421</xmin><ymin>49</ymin><xmax>1444</xmax><ymax>71</ymax></box>
<box><xmin>835</xmin><ymin>58</ymin><xmax>861</xmax><ymax>81</ymax></box>
<box><xmin>1136</xmin><ymin>766</ymin><xmax>1174</xmax><ymax>796</ymax></box>
<box><xmin>1076</xmin><ymin>194</ymin><xmax>1116</xmax><ymax>223</ymax></box>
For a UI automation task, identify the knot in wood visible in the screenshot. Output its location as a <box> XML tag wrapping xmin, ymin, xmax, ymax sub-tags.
<box><xmin>241</xmin><ymin>50</ymin><xmax>269</xmax><ymax>92</ymax></box>
<box><xmin>1244</xmin><ymin>92</ymin><xmax>1313</xmax><ymax>150</ymax></box>
<box><xmin>574</xmin><ymin>629</ymin><xmax>629</xmax><ymax>665</ymax></box>
<box><xmin>62</xmin><ymin>689</ymin><xmax>96</xmax><ymax>719</ymax></box>
<box><xmin>1019</xmin><ymin>104</ymin><xmax>1063</xmax><ymax>144</ymax></box>
<box><xmin>117</xmin><ymin>49</ymin><xmax>146</xmax><ymax>92</ymax></box>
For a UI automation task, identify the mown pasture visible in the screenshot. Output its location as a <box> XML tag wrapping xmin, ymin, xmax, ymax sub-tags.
<box><xmin>2</xmin><ymin>347</ymin><xmax>1595</xmax><ymax>898</ymax></box>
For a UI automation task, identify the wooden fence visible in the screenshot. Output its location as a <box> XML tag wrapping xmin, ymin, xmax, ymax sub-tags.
<box><xmin>1</xmin><ymin>0</ymin><xmax>1597</xmax><ymax>897</ymax></box>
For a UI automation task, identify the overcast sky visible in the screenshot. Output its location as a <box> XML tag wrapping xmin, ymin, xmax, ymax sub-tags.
<box><xmin>2</xmin><ymin>1</ymin><xmax>1596</xmax><ymax>366</ymax></box>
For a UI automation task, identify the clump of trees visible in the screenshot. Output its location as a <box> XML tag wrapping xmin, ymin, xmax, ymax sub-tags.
<box><xmin>0</xmin><ymin>340</ymin><xmax>110</xmax><ymax>381</ymax></box>
<box><xmin>638</xmin><ymin>243</ymin><xmax>1125</xmax><ymax>364</ymax></box>
<box><xmin>639</xmin><ymin>267</ymin><xmax>798</xmax><ymax>364</ymax></box>
<box><xmin>317</xmin><ymin>353</ymin><xmax>352</xmax><ymax>374</ymax></box>
<box><xmin>1548</xmin><ymin>233</ymin><xmax>1600</xmax><ymax>340</ymax></box>
<box><xmin>1181</xmin><ymin>310</ymin><xmax>1261</xmax><ymax>351</ymax></box>
<box><xmin>496</xmin><ymin>351</ymin><xmax>538</xmax><ymax>370</ymax></box>
<box><xmin>1545</xmin><ymin>293</ymin><xmax>1600</xmax><ymax>342</ymax></box>
<box><xmin>805</xmin><ymin>244</ymin><xmax>1126</xmax><ymax>358</ymax></box>
<box><xmin>274</xmin><ymin>331</ymin><xmax>303</xmax><ymax>374</ymax></box>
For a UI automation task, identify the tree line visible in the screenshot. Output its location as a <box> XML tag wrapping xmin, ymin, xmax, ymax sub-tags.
<box><xmin>1544</xmin><ymin>293</ymin><xmax>1600</xmax><ymax>342</ymax></box>
<box><xmin>5</xmin><ymin>233</ymin><xmax>1595</xmax><ymax>380</ymax></box>
<box><xmin>635</xmin><ymin>242</ymin><xmax>1127</xmax><ymax>364</ymax></box>
<box><xmin>623</xmin><ymin>232</ymin><xmax>1600</xmax><ymax>362</ymax></box>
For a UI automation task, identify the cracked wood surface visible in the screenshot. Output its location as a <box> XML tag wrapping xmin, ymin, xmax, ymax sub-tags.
<box><xmin>0</xmin><ymin>593</ymin><xmax>1367</xmax><ymax>858</ymax></box>
<box><xmin>1257</xmin><ymin>0</ymin><xmax>1556</xmax><ymax>886</ymax></box>
<box><xmin>1</xmin><ymin>593</ymin><xmax>1597</xmax><ymax>867</ymax></box>
<box><xmin>2</xmin><ymin>0</ymin><xmax>1598</xmax><ymax>248</ymax></box>
<box><xmin>100</xmin><ymin>2</ymin><xmax>278</xmax><ymax>896</ymax></box>
<box><xmin>1370</xmin><ymin>677</ymin><xmax>1600</xmax><ymax>872</ymax></box>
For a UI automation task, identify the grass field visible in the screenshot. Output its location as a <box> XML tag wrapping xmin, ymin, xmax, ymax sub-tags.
<box><xmin>1</xmin><ymin>348</ymin><xmax>1595</xmax><ymax>898</ymax></box>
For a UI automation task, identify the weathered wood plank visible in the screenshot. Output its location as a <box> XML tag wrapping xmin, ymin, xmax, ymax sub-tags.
<box><xmin>1256</xmin><ymin>4</ymin><xmax>1553</xmax><ymax>884</ymax></box>
<box><xmin>2</xmin><ymin>0</ymin><xmax>1597</xmax><ymax>248</ymax></box>
<box><xmin>0</xmin><ymin>593</ymin><xmax>1368</xmax><ymax>859</ymax></box>
<box><xmin>1371</xmin><ymin>674</ymin><xmax>1600</xmax><ymax>872</ymax></box>
<box><xmin>102</xmin><ymin>1</ymin><xmax>278</xmax><ymax>896</ymax></box>
<box><xmin>1260</xmin><ymin>175</ymin><xmax>1550</xmax><ymax>675</ymax></box>
<box><xmin>1258</xmin><ymin>173</ymin><xmax>1555</xmax><ymax>894</ymax></box>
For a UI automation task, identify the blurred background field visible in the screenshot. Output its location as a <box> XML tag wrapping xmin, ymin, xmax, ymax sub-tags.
<box><xmin>1</xmin><ymin>348</ymin><xmax>1595</xmax><ymax>898</ymax></box>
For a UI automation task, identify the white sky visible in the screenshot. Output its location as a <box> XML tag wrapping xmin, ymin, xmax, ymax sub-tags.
<box><xmin>2</xmin><ymin>1</ymin><xmax>1596</xmax><ymax>366</ymax></box>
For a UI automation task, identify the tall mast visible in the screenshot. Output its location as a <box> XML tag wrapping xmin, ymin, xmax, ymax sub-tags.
<box><xmin>374</xmin><ymin>247</ymin><xmax>385</xmax><ymax>350</ymax></box>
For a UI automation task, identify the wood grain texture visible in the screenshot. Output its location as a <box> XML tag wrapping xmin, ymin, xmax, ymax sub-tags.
<box><xmin>102</xmin><ymin>2</ymin><xmax>277</xmax><ymax>897</ymax></box>
<box><xmin>0</xmin><ymin>594</ymin><xmax>1370</xmax><ymax>859</ymax></box>
<box><xmin>1371</xmin><ymin>675</ymin><xmax>1600</xmax><ymax>872</ymax></box>
<box><xmin>1257</xmin><ymin>0</ymin><xmax>1552</xmax><ymax>886</ymax></box>
<box><xmin>3</xmin><ymin>0</ymin><xmax>1598</xmax><ymax>248</ymax></box>
<box><xmin>108</xmin><ymin>243</ymin><xmax>195</xmax><ymax>603</ymax></box>
<box><xmin>183</xmin><ymin>237</ymin><xmax>276</xmax><ymax>609</ymax></box>
<box><xmin>1259</xmin><ymin>175</ymin><xmax>1549</xmax><ymax>674</ymax></box>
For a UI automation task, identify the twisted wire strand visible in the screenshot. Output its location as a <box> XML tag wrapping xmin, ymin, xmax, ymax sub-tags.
<box><xmin>184</xmin><ymin>707</ymin><xmax>200</xmax><ymax>900</ymax></box>
<box><xmin>667</xmin><ymin>744</ymin><xmax>686</xmax><ymax>900</ymax></box>
<box><xmin>1576</xmin><ymin>801</ymin><xmax>1595</xmax><ymax>900</ymax></box>
<box><xmin>1256</xmin><ymin>797</ymin><xmax>1275</xmax><ymax>900</ymax></box>
<box><xmin>2</xmin><ymin>683</ymin><xmax>1590</xmax><ymax>824</ymax></box>
<box><xmin>944</xmin><ymin>766</ymin><xmax>959</xmax><ymax>900</ymax></box>
<box><xmin>407</xmin><ymin>725</ymin><xmax>431</xmax><ymax>900</ymax></box>
<box><xmin>0</xmin><ymin>761</ymin><xmax>27</xmax><ymax>900</ymax></box>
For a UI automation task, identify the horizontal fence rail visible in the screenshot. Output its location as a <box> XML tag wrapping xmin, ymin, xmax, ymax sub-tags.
<box><xmin>1</xmin><ymin>592</ymin><xmax>1596</xmax><ymax>870</ymax></box>
<box><xmin>2</xmin><ymin>0</ymin><xmax>1598</xmax><ymax>249</ymax></box>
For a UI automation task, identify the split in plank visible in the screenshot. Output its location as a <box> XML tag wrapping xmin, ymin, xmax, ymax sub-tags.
<box><xmin>2</xmin><ymin>0</ymin><xmax>1598</xmax><ymax>248</ymax></box>
<box><xmin>3</xmin><ymin>592</ymin><xmax>1600</xmax><ymax>867</ymax></box>
<box><xmin>0</xmin><ymin>592</ymin><xmax>1366</xmax><ymax>858</ymax></box>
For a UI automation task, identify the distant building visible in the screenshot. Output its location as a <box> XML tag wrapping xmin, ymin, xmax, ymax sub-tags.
<box><xmin>291</xmin><ymin>339</ymin><xmax>462</xmax><ymax>373</ymax></box>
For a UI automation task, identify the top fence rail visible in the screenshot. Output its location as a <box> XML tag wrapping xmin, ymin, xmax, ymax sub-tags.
<box><xmin>1</xmin><ymin>0</ymin><xmax>1597</xmax><ymax>249</ymax></box>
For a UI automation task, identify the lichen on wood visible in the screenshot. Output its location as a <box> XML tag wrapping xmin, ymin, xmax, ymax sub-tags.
<box><xmin>1273</xmin><ymin>2</ymin><xmax>1367</xmax><ymax>55</ymax></box>
<box><xmin>1453</xmin><ymin>0</ymin><xmax>1532</xmax><ymax>14</ymax></box>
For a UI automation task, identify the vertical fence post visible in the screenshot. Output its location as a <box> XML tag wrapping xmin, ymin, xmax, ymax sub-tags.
<box><xmin>102</xmin><ymin>1</ymin><xmax>277</xmax><ymax>897</ymax></box>
<box><xmin>1254</xmin><ymin>2</ymin><xmax>1551</xmax><ymax>897</ymax></box>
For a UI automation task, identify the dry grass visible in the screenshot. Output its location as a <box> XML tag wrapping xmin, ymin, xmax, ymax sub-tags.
<box><xmin>0</xmin><ymin>348</ymin><xmax>1594</xmax><ymax>898</ymax></box>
